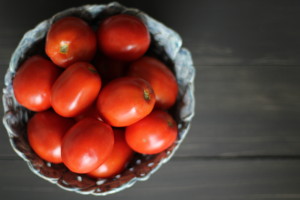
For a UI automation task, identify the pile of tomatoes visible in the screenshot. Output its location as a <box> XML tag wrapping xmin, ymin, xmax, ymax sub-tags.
<box><xmin>13</xmin><ymin>14</ymin><xmax>178</xmax><ymax>178</ymax></box>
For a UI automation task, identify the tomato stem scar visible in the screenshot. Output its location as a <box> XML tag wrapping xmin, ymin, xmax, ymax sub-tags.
<box><xmin>60</xmin><ymin>41</ymin><xmax>69</xmax><ymax>54</ymax></box>
<box><xmin>167</xmin><ymin>120</ymin><xmax>174</xmax><ymax>128</ymax></box>
<box><xmin>143</xmin><ymin>88</ymin><xmax>151</xmax><ymax>102</ymax></box>
<box><xmin>88</xmin><ymin>67</ymin><xmax>97</xmax><ymax>74</ymax></box>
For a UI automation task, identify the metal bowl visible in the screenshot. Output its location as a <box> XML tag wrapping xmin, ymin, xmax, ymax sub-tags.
<box><xmin>2</xmin><ymin>2</ymin><xmax>195</xmax><ymax>195</ymax></box>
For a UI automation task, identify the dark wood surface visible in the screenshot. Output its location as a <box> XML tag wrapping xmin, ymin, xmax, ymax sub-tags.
<box><xmin>1</xmin><ymin>0</ymin><xmax>300</xmax><ymax>199</ymax></box>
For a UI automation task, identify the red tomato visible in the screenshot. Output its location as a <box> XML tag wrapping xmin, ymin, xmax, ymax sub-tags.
<box><xmin>88</xmin><ymin>129</ymin><xmax>134</xmax><ymax>178</ymax></box>
<box><xmin>125</xmin><ymin>110</ymin><xmax>178</xmax><ymax>154</ymax></box>
<box><xmin>97</xmin><ymin>14</ymin><xmax>150</xmax><ymax>61</ymax></box>
<box><xmin>27</xmin><ymin>110</ymin><xmax>75</xmax><ymax>163</ymax></box>
<box><xmin>46</xmin><ymin>16</ymin><xmax>97</xmax><ymax>68</ymax></box>
<box><xmin>128</xmin><ymin>56</ymin><xmax>178</xmax><ymax>109</ymax></box>
<box><xmin>61</xmin><ymin>118</ymin><xmax>114</xmax><ymax>173</ymax></box>
<box><xmin>13</xmin><ymin>55</ymin><xmax>61</xmax><ymax>111</ymax></box>
<box><xmin>51</xmin><ymin>62</ymin><xmax>102</xmax><ymax>117</ymax></box>
<box><xmin>74</xmin><ymin>102</ymin><xmax>102</xmax><ymax>122</ymax></box>
<box><xmin>97</xmin><ymin>77</ymin><xmax>155</xmax><ymax>127</ymax></box>
<box><xmin>93</xmin><ymin>53</ymin><xmax>128</xmax><ymax>84</ymax></box>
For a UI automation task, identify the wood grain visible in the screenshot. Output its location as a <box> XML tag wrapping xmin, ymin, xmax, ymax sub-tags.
<box><xmin>179</xmin><ymin>66</ymin><xmax>300</xmax><ymax>157</ymax></box>
<box><xmin>1</xmin><ymin>0</ymin><xmax>300</xmax><ymax>199</ymax></box>
<box><xmin>1</xmin><ymin>159</ymin><xmax>300</xmax><ymax>200</ymax></box>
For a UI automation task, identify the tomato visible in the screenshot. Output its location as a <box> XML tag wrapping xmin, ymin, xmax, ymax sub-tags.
<box><xmin>13</xmin><ymin>55</ymin><xmax>61</xmax><ymax>111</ymax></box>
<box><xmin>128</xmin><ymin>56</ymin><xmax>178</xmax><ymax>109</ymax></box>
<box><xmin>125</xmin><ymin>110</ymin><xmax>178</xmax><ymax>154</ymax></box>
<box><xmin>88</xmin><ymin>129</ymin><xmax>133</xmax><ymax>178</ymax></box>
<box><xmin>97</xmin><ymin>77</ymin><xmax>155</xmax><ymax>127</ymax></box>
<box><xmin>61</xmin><ymin>118</ymin><xmax>114</xmax><ymax>173</ymax></box>
<box><xmin>46</xmin><ymin>16</ymin><xmax>97</xmax><ymax>68</ymax></box>
<box><xmin>97</xmin><ymin>14</ymin><xmax>150</xmax><ymax>61</ymax></box>
<box><xmin>93</xmin><ymin>53</ymin><xmax>128</xmax><ymax>84</ymax></box>
<box><xmin>74</xmin><ymin>102</ymin><xmax>102</xmax><ymax>122</ymax></box>
<box><xmin>27</xmin><ymin>110</ymin><xmax>75</xmax><ymax>163</ymax></box>
<box><xmin>51</xmin><ymin>62</ymin><xmax>101</xmax><ymax>117</ymax></box>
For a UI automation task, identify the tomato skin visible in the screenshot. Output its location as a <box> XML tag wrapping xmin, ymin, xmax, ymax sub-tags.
<box><xmin>125</xmin><ymin>110</ymin><xmax>178</xmax><ymax>154</ymax></box>
<box><xmin>97</xmin><ymin>14</ymin><xmax>150</xmax><ymax>61</ymax></box>
<box><xmin>27</xmin><ymin>110</ymin><xmax>75</xmax><ymax>163</ymax></box>
<box><xmin>61</xmin><ymin>118</ymin><xmax>114</xmax><ymax>174</ymax></box>
<box><xmin>74</xmin><ymin>102</ymin><xmax>102</xmax><ymax>122</ymax></box>
<box><xmin>13</xmin><ymin>55</ymin><xmax>61</xmax><ymax>111</ymax></box>
<box><xmin>46</xmin><ymin>17</ymin><xmax>97</xmax><ymax>68</ymax></box>
<box><xmin>97</xmin><ymin>77</ymin><xmax>155</xmax><ymax>127</ymax></box>
<box><xmin>51</xmin><ymin>62</ymin><xmax>102</xmax><ymax>117</ymax></box>
<box><xmin>88</xmin><ymin>129</ymin><xmax>133</xmax><ymax>178</ymax></box>
<box><xmin>128</xmin><ymin>56</ymin><xmax>178</xmax><ymax>109</ymax></box>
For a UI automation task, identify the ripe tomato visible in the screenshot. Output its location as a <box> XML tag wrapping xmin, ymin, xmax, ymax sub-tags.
<box><xmin>93</xmin><ymin>53</ymin><xmax>128</xmax><ymax>84</ymax></box>
<box><xmin>97</xmin><ymin>77</ymin><xmax>155</xmax><ymax>127</ymax></box>
<box><xmin>88</xmin><ymin>129</ymin><xmax>133</xmax><ymax>178</ymax></box>
<box><xmin>13</xmin><ymin>55</ymin><xmax>61</xmax><ymax>111</ymax></box>
<box><xmin>128</xmin><ymin>56</ymin><xmax>178</xmax><ymax>109</ymax></box>
<box><xmin>27</xmin><ymin>110</ymin><xmax>75</xmax><ymax>163</ymax></box>
<box><xmin>61</xmin><ymin>118</ymin><xmax>114</xmax><ymax>173</ymax></box>
<box><xmin>51</xmin><ymin>62</ymin><xmax>101</xmax><ymax>117</ymax></box>
<box><xmin>46</xmin><ymin>16</ymin><xmax>97</xmax><ymax>68</ymax></box>
<box><xmin>125</xmin><ymin>110</ymin><xmax>178</xmax><ymax>154</ymax></box>
<box><xmin>74</xmin><ymin>102</ymin><xmax>102</xmax><ymax>122</ymax></box>
<box><xmin>97</xmin><ymin>14</ymin><xmax>150</xmax><ymax>61</ymax></box>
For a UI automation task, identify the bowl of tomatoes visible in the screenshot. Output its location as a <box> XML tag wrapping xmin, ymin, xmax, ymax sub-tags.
<box><xmin>2</xmin><ymin>2</ymin><xmax>195</xmax><ymax>195</ymax></box>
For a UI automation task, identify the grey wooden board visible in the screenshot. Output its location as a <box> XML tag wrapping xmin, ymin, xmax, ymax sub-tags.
<box><xmin>1</xmin><ymin>0</ymin><xmax>300</xmax><ymax>199</ymax></box>
<box><xmin>185</xmin><ymin>66</ymin><xmax>300</xmax><ymax>157</ymax></box>
<box><xmin>1</xmin><ymin>159</ymin><xmax>300</xmax><ymax>200</ymax></box>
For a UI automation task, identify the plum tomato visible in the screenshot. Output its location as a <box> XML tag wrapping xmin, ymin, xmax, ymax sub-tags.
<box><xmin>97</xmin><ymin>14</ymin><xmax>150</xmax><ymax>61</ymax></box>
<box><xmin>13</xmin><ymin>55</ymin><xmax>61</xmax><ymax>111</ymax></box>
<box><xmin>125</xmin><ymin>110</ymin><xmax>178</xmax><ymax>154</ymax></box>
<box><xmin>45</xmin><ymin>16</ymin><xmax>97</xmax><ymax>68</ymax></box>
<box><xmin>128</xmin><ymin>56</ymin><xmax>178</xmax><ymax>109</ymax></box>
<box><xmin>97</xmin><ymin>77</ymin><xmax>155</xmax><ymax>127</ymax></box>
<box><xmin>93</xmin><ymin>53</ymin><xmax>128</xmax><ymax>84</ymax></box>
<box><xmin>74</xmin><ymin>102</ymin><xmax>102</xmax><ymax>122</ymax></box>
<box><xmin>51</xmin><ymin>62</ymin><xmax>102</xmax><ymax>117</ymax></box>
<box><xmin>88</xmin><ymin>129</ymin><xmax>134</xmax><ymax>178</ymax></box>
<box><xmin>61</xmin><ymin>118</ymin><xmax>114</xmax><ymax>174</ymax></box>
<box><xmin>27</xmin><ymin>110</ymin><xmax>75</xmax><ymax>163</ymax></box>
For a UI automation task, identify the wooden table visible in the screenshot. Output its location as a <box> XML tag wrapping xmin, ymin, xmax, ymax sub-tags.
<box><xmin>1</xmin><ymin>0</ymin><xmax>300</xmax><ymax>199</ymax></box>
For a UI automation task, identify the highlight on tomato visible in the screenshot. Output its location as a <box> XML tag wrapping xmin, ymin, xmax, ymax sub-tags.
<box><xmin>97</xmin><ymin>77</ymin><xmax>155</xmax><ymax>127</ymax></box>
<box><xmin>128</xmin><ymin>56</ymin><xmax>178</xmax><ymax>109</ymax></box>
<box><xmin>125</xmin><ymin>110</ymin><xmax>178</xmax><ymax>154</ymax></box>
<box><xmin>88</xmin><ymin>128</ymin><xmax>134</xmax><ymax>178</ymax></box>
<box><xmin>97</xmin><ymin>14</ymin><xmax>150</xmax><ymax>61</ymax></box>
<box><xmin>46</xmin><ymin>16</ymin><xmax>97</xmax><ymax>68</ymax></box>
<box><xmin>27</xmin><ymin>110</ymin><xmax>75</xmax><ymax>163</ymax></box>
<box><xmin>61</xmin><ymin>118</ymin><xmax>114</xmax><ymax>174</ymax></box>
<box><xmin>13</xmin><ymin>55</ymin><xmax>61</xmax><ymax>112</ymax></box>
<box><xmin>51</xmin><ymin>62</ymin><xmax>102</xmax><ymax>117</ymax></box>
